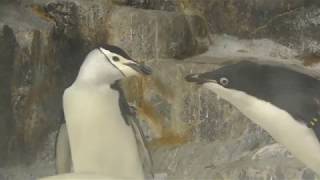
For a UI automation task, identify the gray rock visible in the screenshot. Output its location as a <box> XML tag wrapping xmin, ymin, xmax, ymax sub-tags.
<box><xmin>0</xmin><ymin>0</ymin><xmax>209</xmax><ymax>166</ymax></box>
<box><xmin>112</xmin><ymin>0</ymin><xmax>178</xmax><ymax>11</ymax></box>
<box><xmin>108</xmin><ymin>6</ymin><xmax>209</xmax><ymax>60</ymax></box>
<box><xmin>1</xmin><ymin>0</ymin><xmax>320</xmax><ymax>179</ymax></box>
<box><xmin>180</xmin><ymin>0</ymin><xmax>320</xmax><ymax>55</ymax></box>
<box><xmin>123</xmin><ymin>58</ymin><xmax>319</xmax><ymax>179</ymax></box>
<box><xmin>0</xmin><ymin>25</ymin><xmax>16</xmax><ymax>166</ymax></box>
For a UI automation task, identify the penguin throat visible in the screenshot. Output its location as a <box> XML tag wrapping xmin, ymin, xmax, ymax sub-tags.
<box><xmin>75</xmin><ymin>50</ymin><xmax>124</xmax><ymax>86</ymax></box>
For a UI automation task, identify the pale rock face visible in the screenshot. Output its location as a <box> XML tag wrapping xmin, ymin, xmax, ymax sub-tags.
<box><xmin>38</xmin><ymin>172</ymin><xmax>124</xmax><ymax>180</ymax></box>
<box><xmin>1</xmin><ymin>0</ymin><xmax>320</xmax><ymax>180</ymax></box>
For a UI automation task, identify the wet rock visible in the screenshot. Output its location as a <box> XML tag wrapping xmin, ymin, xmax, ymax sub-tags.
<box><xmin>112</xmin><ymin>0</ymin><xmax>178</xmax><ymax>11</ymax></box>
<box><xmin>108</xmin><ymin>6</ymin><xmax>209</xmax><ymax>60</ymax></box>
<box><xmin>253</xmin><ymin>6</ymin><xmax>320</xmax><ymax>55</ymax></box>
<box><xmin>0</xmin><ymin>2</ymin><xmax>84</xmax><ymax>164</ymax></box>
<box><xmin>0</xmin><ymin>0</ymin><xmax>209</xmax><ymax>166</ymax></box>
<box><xmin>195</xmin><ymin>0</ymin><xmax>306</xmax><ymax>36</ymax></box>
<box><xmin>1</xmin><ymin>0</ymin><xmax>320</xmax><ymax>179</ymax></box>
<box><xmin>181</xmin><ymin>0</ymin><xmax>320</xmax><ymax>55</ymax></box>
<box><xmin>0</xmin><ymin>25</ymin><xmax>16</xmax><ymax>166</ymax></box>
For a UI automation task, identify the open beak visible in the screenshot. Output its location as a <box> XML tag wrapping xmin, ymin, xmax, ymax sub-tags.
<box><xmin>185</xmin><ymin>73</ymin><xmax>217</xmax><ymax>84</ymax></box>
<box><xmin>125</xmin><ymin>62</ymin><xmax>152</xmax><ymax>75</ymax></box>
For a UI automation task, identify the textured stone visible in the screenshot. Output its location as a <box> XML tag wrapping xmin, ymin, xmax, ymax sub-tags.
<box><xmin>0</xmin><ymin>2</ymin><xmax>85</xmax><ymax>164</ymax></box>
<box><xmin>0</xmin><ymin>25</ymin><xmax>16</xmax><ymax>166</ymax></box>
<box><xmin>1</xmin><ymin>0</ymin><xmax>320</xmax><ymax>179</ymax></box>
<box><xmin>0</xmin><ymin>0</ymin><xmax>209</xmax><ymax>166</ymax></box>
<box><xmin>108</xmin><ymin>6</ymin><xmax>209</xmax><ymax>60</ymax></box>
<box><xmin>178</xmin><ymin>0</ymin><xmax>320</xmax><ymax>55</ymax></box>
<box><xmin>112</xmin><ymin>0</ymin><xmax>178</xmax><ymax>11</ymax></box>
<box><xmin>253</xmin><ymin>5</ymin><xmax>320</xmax><ymax>55</ymax></box>
<box><xmin>133</xmin><ymin>57</ymin><xmax>318</xmax><ymax>179</ymax></box>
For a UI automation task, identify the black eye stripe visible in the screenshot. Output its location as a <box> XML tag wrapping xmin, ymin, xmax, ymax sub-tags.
<box><xmin>99</xmin><ymin>44</ymin><xmax>132</xmax><ymax>60</ymax></box>
<box><xmin>98</xmin><ymin>48</ymin><xmax>125</xmax><ymax>77</ymax></box>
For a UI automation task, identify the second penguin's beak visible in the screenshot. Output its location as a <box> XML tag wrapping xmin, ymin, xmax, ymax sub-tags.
<box><xmin>185</xmin><ymin>73</ymin><xmax>217</xmax><ymax>84</ymax></box>
<box><xmin>125</xmin><ymin>62</ymin><xmax>153</xmax><ymax>75</ymax></box>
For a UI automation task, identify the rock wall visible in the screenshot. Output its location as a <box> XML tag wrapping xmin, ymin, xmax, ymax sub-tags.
<box><xmin>0</xmin><ymin>0</ymin><xmax>320</xmax><ymax>179</ymax></box>
<box><xmin>133</xmin><ymin>57</ymin><xmax>318</xmax><ymax>179</ymax></box>
<box><xmin>0</xmin><ymin>25</ymin><xmax>15</xmax><ymax>165</ymax></box>
<box><xmin>0</xmin><ymin>0</ymin><xmax>209</xmax><ymax>166</ymax></box>
<box><xmin>179</xmin><ymin>0</ymin><xmax>320</xmax><ymax>55</ymax></box>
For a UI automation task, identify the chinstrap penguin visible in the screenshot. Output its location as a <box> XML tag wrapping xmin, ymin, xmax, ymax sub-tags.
<box><xmin>185</xmin><ymin>61</ymin><xmax>320</xmax><ymax>174</ymax></box>
<box><xmin>59</xmin><ymin>44</ymin><xmax>152</xmax><ymax>179</ymax></box>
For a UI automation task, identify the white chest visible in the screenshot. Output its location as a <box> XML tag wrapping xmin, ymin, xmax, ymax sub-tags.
<box><xmin>62</xmin><ymin>86</ymin><xmax>144</xmax><ymax>179</ymax></box>
<box><xmin>204</xmin><ymin>83</ymin><xmax>320</xmax><ymax>174</ymax></box>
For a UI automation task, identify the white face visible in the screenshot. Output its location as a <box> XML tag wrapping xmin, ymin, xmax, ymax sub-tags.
<box><xmin>76</xmin><ymin>47</ymin><xmax>151</xmax><ymax>86</ymax></box>
<box><xmin>99</xmin><ymin>48</ymin><xmax>141</xmax><ymax>77</ymax></box>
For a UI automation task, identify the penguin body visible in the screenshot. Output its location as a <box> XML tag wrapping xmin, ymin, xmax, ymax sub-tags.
<box><xmin>55</xmin><ymin>45</ymin><xmax>152</xmax><ymax>179</ymax></box>
<box><xmin>185</xmin><ymin>61</ymin><xmax>320</xmax><ymax>174</ymax></box>
<box><xmin>63</xmin><ymin>81</ymin><xmax>143</xmax><ymax>177</ymax></box>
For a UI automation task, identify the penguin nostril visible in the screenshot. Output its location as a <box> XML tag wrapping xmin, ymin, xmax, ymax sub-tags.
<box><xmin>185</xmin><ymin>74</ymin><xmax>199</xmax><ymax>82</ymax></box>
<box><xmin>112</xmin><ymin>56</ymin><xmax>120</xmax><ymax>62</ymax></box>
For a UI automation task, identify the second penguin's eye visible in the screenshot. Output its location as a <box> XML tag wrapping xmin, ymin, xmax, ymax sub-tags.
<box><xmin>219</xmin><ymin>77</ymin><xmax>229</xmax><ymax>86</ymax></box>
<box><xmin>112</xmin><ymin>56</ymin><xmax>120</xmax><ymax>62</ymax></box>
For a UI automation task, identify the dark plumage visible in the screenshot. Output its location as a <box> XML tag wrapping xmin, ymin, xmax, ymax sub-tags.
<box><xmin>110</xmin><ymin>80</ymin><xmax>136</xmax><ymax>126</ymax></box>
<box><xmin>99</xmin><ymin>44</ymin><xmax>133</xmax><ymax>60</ymax></box>
<box><xmin>186</xmin><ymin>61</ymin><xmax>320</xmax><ymax>140</ymax></box>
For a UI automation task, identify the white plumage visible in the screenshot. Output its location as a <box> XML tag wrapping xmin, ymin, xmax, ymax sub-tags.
<box><xmin>204</xmin><ymin>83</ymin><xmax>320</xmax><ymax>174</ymax></box>
<box><xmin>41</xmin><ymin>47</ymin><xmax>152</xmax><ymax>180</ymax></box>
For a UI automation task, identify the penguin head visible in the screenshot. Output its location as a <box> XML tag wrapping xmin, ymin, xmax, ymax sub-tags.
<box><xmin>98</xmin><ymin>44</ymin><xmax>152</xmax><ymax>77</ymax></box>
<box><xmin>185</xmin><ymin>61</ymin><xmax>258</xmax><ymax>95</ymax></box>
<box><xmin>185</xmin><ymin>61</ymin><xmax>320</xmax><ymax>105</ymax></box>
<box><xmin>77</xmin><ymin>45</ymin><xmax>152</xmax><ymax>85</ymax></box>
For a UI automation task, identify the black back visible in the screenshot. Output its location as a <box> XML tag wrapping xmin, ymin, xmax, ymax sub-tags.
<box><xmin>200</xmin><ymin>61</ymin><xmax>320</xmax><ymax>140</ymax></box>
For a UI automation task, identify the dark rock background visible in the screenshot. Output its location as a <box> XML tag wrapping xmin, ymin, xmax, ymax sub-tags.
<box><xmin>0</xmin><ymin>0</ymin><xmax>320</xmax><ymax>179</ymax></box>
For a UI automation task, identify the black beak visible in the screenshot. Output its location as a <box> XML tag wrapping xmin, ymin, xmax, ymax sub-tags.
<box><xmin>126</xmin><ymin>62</ymin><xmax>152</xmax><ymax>75</ymax></box>
<box><xmin>185</xmin><ymin>73</ymin><xmax>216</xmax><ymax>84</ymax></box>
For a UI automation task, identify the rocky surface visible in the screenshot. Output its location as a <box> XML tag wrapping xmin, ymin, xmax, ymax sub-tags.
<box><xmin>0</xmin><ymin>0</ymin><xmax>209</xmax><ymax>174</ymax></box>
<box><xmin>157</xmin><ymin>0</ymin><xmax>320</xmax><ymax>55</ymax></box>
<box><xmin>124</xmin><ymin>49</ymin><xmax>319</xmax><ymax>179</ymax></box>
<box><xmin>1</xmin><ymin>0</ymin><xmax>320</xmax><ymax>179</ymax></box>
<box><xmin>0</xmin><ymin>25</ymin><xmax>15</xmax><ymax>166</ymax></box>
<box><xmin>108</xmin><ymin>6</ymin><xmax>208</xmax><ymax>60</ymax></box>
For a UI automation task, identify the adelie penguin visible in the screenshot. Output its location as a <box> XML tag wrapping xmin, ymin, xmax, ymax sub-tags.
<box><xmin>41</xmin><ymin>45</ymin><xmax>153</xmax><ymax>180</ymax></box>
<box><xmin>185</xmin><ymin>61</ymin><xmax>320</xmax><ymax>174</ymax></box>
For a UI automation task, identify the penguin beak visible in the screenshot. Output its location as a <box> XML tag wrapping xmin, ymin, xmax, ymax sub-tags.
<box><xmin>185</xmin><ymin>73</ymin><xmax>217</xmax><ymax>84</ymax></box>
<box><xmin>125</xmin><ymin>61</ymin><xmax>152</xmax><ymax>75</ymax></box>
<box><xmin>98</xmin><ymin>47</ymin><xmax>152</xmax><ymax>76</ymax></box>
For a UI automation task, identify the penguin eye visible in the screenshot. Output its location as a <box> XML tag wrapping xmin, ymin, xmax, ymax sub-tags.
<box><xmin>112</xmin><ymin>56</ymin><xmax>120</xmax><ymax>62</ymax></box>
<box><xmin>219</xmin><ymin>77</ymin><xmax>229</xmax><ymax>86</ymax></box>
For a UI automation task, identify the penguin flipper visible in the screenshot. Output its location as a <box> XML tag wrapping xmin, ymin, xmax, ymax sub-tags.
<box><xmin>306</xmin><ymin>116</ymin><xmax>320</xmax><ymax>142</ymax></box>
<box><xmin>129</xmin><ymin>117</ymin><xmax>154</xmax><ymax>179</ymax></box>
<box><xmin>55</xmin><ymin>123</ymin><xmax>72</xmax><ymax>174</ymax></box>
<box><xmin>110</xmin><ymin>80</ymin><xmax>154</xmax><ymax>177</ymax></box>
<box><xmin>313</xmin><ymin>125</ymin><xmax>320</xmax><ymax>142</ymax></box>
<box><xmin>311</xmin><ymin>118</ymin><xmax>320</xmax><ymax>142</ymax></box>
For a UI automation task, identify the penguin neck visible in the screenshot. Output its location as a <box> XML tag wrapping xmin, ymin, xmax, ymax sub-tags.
<box><xmin>74</xmin><ymin>50</ymin><xmax>123</xmax><ymax>86</ymax></box>
<box><xmin>75</xmin><ymin>67</ymin><xmax>118</xmax><ymax>87</ymax></box>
